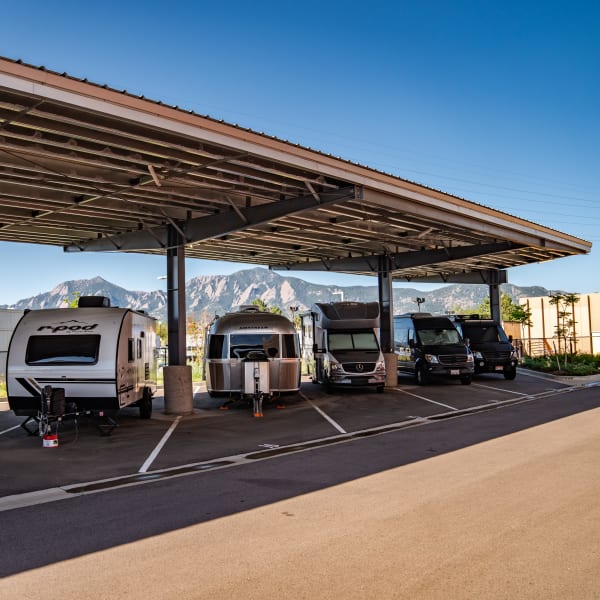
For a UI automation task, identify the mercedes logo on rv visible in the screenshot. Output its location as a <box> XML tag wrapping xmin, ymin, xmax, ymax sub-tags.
<box><xmin>356</xmin><ymin>363</ymin><xmax>364</xmax><ymax>372</ymax></box>
<box><xmin>37</xmin><ymin>319</ymin><xmax>99</xmax><ymax>333</ymax></box>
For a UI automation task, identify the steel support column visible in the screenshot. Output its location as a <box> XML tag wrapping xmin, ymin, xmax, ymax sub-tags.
<box><xmin>166</xmin><ymin>225</ymin><xmax>187</xmax><ymax>366</ymax></box>
<box><xmin>489</xmin><ymin>272</ymin><xmax>502</xmax><ymax>324</ymax></box>
<box><xmin>378</xmin><ymin>255</ymin><xmax>397</xmax><ymax>387</ymax></box>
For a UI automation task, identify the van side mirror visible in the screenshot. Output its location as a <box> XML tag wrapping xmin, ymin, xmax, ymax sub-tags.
<box><xmin>508</xmin><ymin>335</ymin><xmax>513</xmax><ymax>343</ymax></box>
<box><xmin>312</xmin><ymin>343</ymin><xmax>319</xmax><ymax>353</ymax></box>
<box><xmin>408</xmin><ymin>339</ymin><xmax>414</xmax><ymax>348</ymax></box>
<box><xmin>464</xmin><ymin>337</ymin><xmax>470</xmax><ymax>347</ymax></box>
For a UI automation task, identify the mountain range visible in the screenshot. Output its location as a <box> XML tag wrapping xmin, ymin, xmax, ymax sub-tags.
<box><xmin>0</xmin><ymin>267</ymin><xmax>550</xmax><ymax>322</ymax></box>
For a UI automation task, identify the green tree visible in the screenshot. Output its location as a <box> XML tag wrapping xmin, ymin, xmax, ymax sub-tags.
<box><xmin>251</xmin><ymin>298</ymin><xmax>283</xmax><ymax>314</ymax></box>
<box><xmin>63</xmin><ymin>291</ymin><xmax>81</xmax><ymax>308</ymax></box>
<box><xmin>548</xmin><ymin>292</ymin><xmax>580</xmax><ymax>359</ymax></box>
<box><xmin>474</xmin><ymin>292</ymin><xmax>524</xmax><ymax>322</ymax></box>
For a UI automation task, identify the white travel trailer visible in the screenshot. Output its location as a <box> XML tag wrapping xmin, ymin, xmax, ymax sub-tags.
<box><xmin>205</xmin><ymin>305</ymin><xmax>301</xmax><ymax>415</ymax></box>
<box><xmin>300</xmin><ymin>301</ymin><xmax>386</xmax><ymax>392</ymax></box>
<box><xmin>7</xmin><ymin>296</ymin><xmax>157</xmax><ymax>430</ymax></box>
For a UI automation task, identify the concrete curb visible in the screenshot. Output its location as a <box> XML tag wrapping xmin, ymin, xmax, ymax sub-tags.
<box><xmin>518</xmin><ymin>367</ymin><xmax>600</xmax><ymax>387</ymax></box>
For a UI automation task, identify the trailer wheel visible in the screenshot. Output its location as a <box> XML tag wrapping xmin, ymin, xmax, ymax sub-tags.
<box><xmin>139</xmin><ymin>387</ymin><xmax>153</xmax><ymax>419</ymax></box>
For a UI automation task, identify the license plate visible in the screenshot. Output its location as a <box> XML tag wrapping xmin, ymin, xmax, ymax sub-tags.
<box><xmin>450</xmin><ymin>369</ymin><xmax>459</xmax><ymax>375</ymax></box>
<box><xmin>495</xmin><ymin>365</ymin><xmax>504</xmax><ymax>371</ymax></box>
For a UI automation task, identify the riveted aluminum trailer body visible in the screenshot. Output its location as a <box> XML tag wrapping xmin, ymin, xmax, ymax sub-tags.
<box><xmin>205</xmin><ymin>306</ymin><xmax>301</xmax><ymax>398</ymax></box>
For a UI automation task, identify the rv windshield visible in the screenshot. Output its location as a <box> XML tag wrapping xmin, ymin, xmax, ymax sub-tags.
<box><xmin>26</xmin><ymin>334</ymin><xmax>100</xmax><ymax>365</ymax></box>
<box><xmin>328</xmin><ymin>330</ymin><xmax>379</xmax><ymax>351</ymax></box>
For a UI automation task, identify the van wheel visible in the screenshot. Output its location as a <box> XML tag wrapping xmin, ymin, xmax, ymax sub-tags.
<box><xmin>416</xmin><ymin>365</ymin><xmax>429</xmax><ymax>385</ymax></box>
<box><xmin>139</xmin><ymin>387</ymin><xmax>153</xmax><ymax>419</ymax></box>
<box><xmin>503</xmin><ymin>368</ymin><xmax>517</xmax><ymax>380</ymax></box>
<box><xmin>460</xmin><ymin>376</ymin><xmax>472</xmax><ymax>385</ymax></box>
<box><xmin>376</xmin><ymin>385</ymin><xmax>384</xmax><ymax>393</ymax></box>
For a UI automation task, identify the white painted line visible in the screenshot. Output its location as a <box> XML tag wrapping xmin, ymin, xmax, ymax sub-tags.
<box><xmin>194</xmin><ymin>385</ymin><xmax>202</xmax><ymax>394</ymax></box>
<box><xmin>517</xmin><ymin>370</ymin><xmax>572</xmax><ymax>385</ymax></box>
<box><xmin>0</xmin><ymin>424</ymin><xmax>21</xmax><ymax>436</ymax></box>
<box><xmin>0</xmin><ymin>488</ymin><xmax>71</xmax><ymax>512</ymax></box>
<box><xmin>138</xmin><ymin>416</ymin><xmax>182</xmax><ymax>473</ymax></box>
<box><xmin>472</xmin><ymin>382</ymin><xmax>524</xmax><ymax>396</ymax></box>
<box><xmin>300</xmin><ymin>392</ymin><xmax>347</xmax><ymax>434</ymax></box>
<box><xmin>391</xmin><ymin>388</ymin><xmax>459</xmax><ymax>411</ymax></box>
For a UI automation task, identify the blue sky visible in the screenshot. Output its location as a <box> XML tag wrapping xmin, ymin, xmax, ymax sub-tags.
<box><xmin>1</xmin><ymin>0</ymin><xmax>599</xmax><ymax>304</ymax></box>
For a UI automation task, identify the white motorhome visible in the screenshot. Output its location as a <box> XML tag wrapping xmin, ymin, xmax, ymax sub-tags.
<box><xmin>300</xmin><ymin>301</ymin><xmax>386</xmax><ymax>392</ymax></box>
<box><xmin>7</xmin><ymin>296</ymin><xmax>157</xmax><ymax>422</ymax></box>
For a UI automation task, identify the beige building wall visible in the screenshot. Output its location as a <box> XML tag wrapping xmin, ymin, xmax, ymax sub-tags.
<box><xmin>517</xmin><ymin>294</ymin><xmax>600</xmax><ymax>356</ymax></box>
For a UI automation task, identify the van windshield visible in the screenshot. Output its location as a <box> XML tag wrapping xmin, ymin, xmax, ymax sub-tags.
<box><xmin>328</xmin><ymin>330</ymin><xmax>380</xmax><ymax>351</ymax></box>
<box><xmin>462</xmin><ymin>325</ymin><xmax>507</xmax><ymax>343</ymax></box>
<box><xmin>26</xmin><ymin>334</ymin><xmax>100</xmax><ymax>365</ymax></box>
<box><xmin>416</xmin><ymin>328</ymin><xmax>461</xmax><ymax>346</ymax></box>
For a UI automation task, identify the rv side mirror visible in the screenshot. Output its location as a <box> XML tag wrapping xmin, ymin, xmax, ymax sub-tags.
<box><xmin>464</xmin><ymin>337</ymin><xmax>470</xmax><ymax>347</ymax></box>
<box><xmin>508</xmin><ymin>334</ymin><xmax>513</xmax><ymax>343</ymax></box>
<box><xmin>408</xmin><ymin>339</ymin><xmax>414</xmax><ymax>348</ymax></box>
<box><xmin>312</xmin><ymin>343</ymin><xmax>319</xmax><ymax>353</ymax></box>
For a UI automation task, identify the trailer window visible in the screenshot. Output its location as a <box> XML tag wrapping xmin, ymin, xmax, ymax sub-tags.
<box><xmin>230</xmin><ymin>333</ymin><xmax>279</xmax><ymax>359</ymax></box>
<box><xmin>282</xmin><ymin>334</ymin><xmax>300</xmax><ymax>358</ymax></box>
<box><xmin>207</xmin><ymin>334</ymin><xmax>226</xmax><ymax>359</ymax></box>
<box><xmin>26</xmin><ymin>334</ymin><xmax>100</xmax><ymax>365</ymax></box>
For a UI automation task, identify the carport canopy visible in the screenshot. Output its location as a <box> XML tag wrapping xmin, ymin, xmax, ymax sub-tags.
<box><xmin>0</xmin><ymin>57</ymin><xmax>592</xmax><ymax>371</ymax></box>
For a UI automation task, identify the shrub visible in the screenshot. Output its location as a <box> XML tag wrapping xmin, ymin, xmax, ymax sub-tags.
<box><xmin>522</xmin><ymin>353</ymin><xmax>600</xmax><ymax>376</ymax></box>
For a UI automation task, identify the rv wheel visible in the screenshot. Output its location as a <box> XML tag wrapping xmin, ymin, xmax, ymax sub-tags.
<box><xmin>460</xmin><ymin>376</ymin><xmax>472</xmax><ymax>385</ymax></box>
<box><xmin>139</xmin><ymin>387</ymin><xmax>153</xmax><ymax>419</ymax></box>
<box><xmin>503</xmin><ymin>368</ymin><xmax>517</xmax><ymax>380</ymax></box>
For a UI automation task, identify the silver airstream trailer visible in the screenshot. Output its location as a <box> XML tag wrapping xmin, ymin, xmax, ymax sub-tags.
<box><xmin>205</xmin><ymin>306</ymin><xmax>301</xmax><ymax>415</ymax></box>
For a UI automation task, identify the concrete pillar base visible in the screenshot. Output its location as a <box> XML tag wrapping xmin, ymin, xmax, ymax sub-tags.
<box><xmin>384</xmin><ymin>353</ymin><xmax>398</xmax><ymax>388</ymax></box>
<box><xmin>163</xmin><ymin>365</ymin><xmax>193</xmax><ymax>415</ymax></box>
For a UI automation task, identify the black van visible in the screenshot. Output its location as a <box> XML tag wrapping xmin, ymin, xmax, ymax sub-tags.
<box><xmin>448</xmin><ymin>315</ymin><xmax>518</xmax><ymax>380</ymax></box>
<box><xmin>394</xmin><ymin>313</ymin><xmax>474</xmax><ymax>385</ymax></box>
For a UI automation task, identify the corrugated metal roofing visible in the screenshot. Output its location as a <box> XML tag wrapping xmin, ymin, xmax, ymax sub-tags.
<box><xmin>0</xmin><ymin>56</ymin><xmax>591</xmax><ymax>282</ymax></box>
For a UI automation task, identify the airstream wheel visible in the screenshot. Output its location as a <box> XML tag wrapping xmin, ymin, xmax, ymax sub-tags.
<box><xmin>139</xmin><ymin>387</ymin><xmax>153</xmax><ymax>419</ymax></box>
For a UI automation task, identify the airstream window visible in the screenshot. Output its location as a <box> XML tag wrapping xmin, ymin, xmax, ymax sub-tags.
<box><xmin>208</xmin><ymin>334</ymin><xmax>226</xmax><ymax>359</ymax></box>
<box><xmin>26</xmin><ymin>334</ymin><xmax>100</xmax><ymax>365</ymax></box>
<box><xmin>230</xmin><ymin>333</ymin><xmax>279</xmax><ymax>359</ymax></box>
<box><xmin>281</xmin><ymin>334</ymin><xmax>299</xmax><ymax>358</ymax></box>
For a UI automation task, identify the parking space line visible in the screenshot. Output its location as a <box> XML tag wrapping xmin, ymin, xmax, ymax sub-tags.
<box><xmin>138</xmin><ymin>416</ymin><xmax>182</xmax><ymax>473</ymax></box>
<box><xmin>391</xmin><ymin>388</ymin><xmax>459</xmax><ymax>411</ymax></box>
<box><xmin>517</xmin><ymin>370</ymin><xmax>572</xmax><ymax>385</ymax></box>
<box><xmin>299</xmin><ymin>392</ymin><xmax>347</xmax><ymax>434</ymax></box>
<box><xmin>472</xmin><ymin>382</ymin><xmax>524</xmax><ymax>396</ymax></box>
<box><xmin>0</xmin><ymin>424</ymin><xmax>21</xmax><ymax>436</ymax></box>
